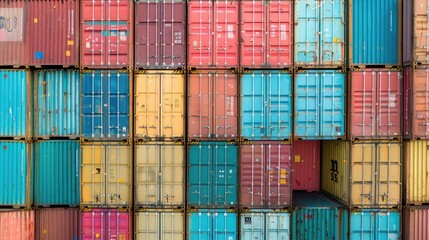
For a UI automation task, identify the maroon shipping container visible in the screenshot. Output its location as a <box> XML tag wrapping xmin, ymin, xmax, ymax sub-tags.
<box><xmin>0</xmin><ymin>0</ymin><xmax>79</xmax><ymax>67</ymax></box>
<box><xmin>240</xmin><ymin>141</ymin><xmax>291</xmax><ymax>208</ymax></box>
<box><xmin>188</xmin><ymin>0</ymin><xmax>239</xmax><ymax>68</ymax></box>
<box><xmin>292</xmin><ymin>140</ymin><xmax>320</xmax><ymax>192</ymax></box>
<box><xmin>188</xmin><ymin>70</ymin><xmax>238</xmax><ymax>140</ymax></box>
<box><xmin>349</xmin><ymin>69</ymin><xmax>402</xmax><ymax>139</ymax></box>
<box><xmin>135</xmin><ymin>0</ymin><xmax>186</xmax><ymax>69</ymax></box>
<box><xmin>404</xmin><ymin>206</ymin><xmax>429</xmax><ymax>240</ymax></box>
<box><xmin>80</xmin><ymin>0</ymin><xmax>133</xmax><ymax>69</ymax></box>
<box><xmin>35</xmin><ymin>208</ymin><xmax>79</xmax><ymax>240</ymax></box>
<box><xmin>240</xmin><ymin>0</ymin><xmax>292</xmax><ymax>68</ymax></box>
<box><xmin>81</xmin><ymin>209</ymin><xmax>131</xmax><ymax>240</ymax></box>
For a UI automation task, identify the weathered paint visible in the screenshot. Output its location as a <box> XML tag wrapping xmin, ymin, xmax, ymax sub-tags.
<box><xmin>0</xmin><ymin>210</ymin><xmax>34</xmax><ymax>240</ymax></box>
<box><xmin>135</xmin><ymin>209</ymin><xmax>184</xmax><ymax>240</ymax></box>
<box><xmin>349</xmin><ymin>209</ymin><xmax>401</xmax><ymax>240</ymax></box>
<box><xmin>35</xmin><ymin>208</ymin><xmax>79</xmax><ymax>240</ymax></box>
<box><xmin>241</xmin><ymin>210</ymin><xmax>290</xmax><ymax>240</ymax></box>
<box><xmin>188</xmin><ymin>209</ymin><xmax>237</xmax><ymax>240</ymax></box>
<box><xmin>292</xmin><ymin>140</ymin><xmax>321</xmax><ymax>192</ymax></box>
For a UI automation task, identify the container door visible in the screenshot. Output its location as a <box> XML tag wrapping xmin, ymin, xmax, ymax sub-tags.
<box><xmin>188</xmin><ymin>72</ymin><xmax>212</xmax><ymax>139</ymax></box>
<box><xmin>105</xmin><ymin>145</ymin><xmax>131</xmax><ymax>206</ymax></box>
<box><xmin>81</xmin><ymin>210</ymin><xmax>105</xmax><ymax>240</ymax></box>
<box><xmin>105</xmin><ymin>72</ymin><xmax>129</xmax><ymax>139</ymax></box>
<box><xmin>104</xmin><ymin>1</ymin><xmax>129</xmax><ymax>66</ymax></box>
<box><xmin>412</xmin><ymin>67</ymin><xmax>429</xmax><ymax>138</ymax></box>
<box><xmin>265</xmin><ymin>144</ymin><xmax>291</xmax><ymax>207</ymax></box>
<box><xmin>136</xmin><ymin>211</ymin><xmax>184</xmax><ymax>240</ymax></box>
<box><xmin>214</xmin><ymin>72</ymin><xmax>238</xmax><ymax>139</ymax></box>
<box><xmin>81</xmin><ymin>72</ymin><xmax>103</xmax><ymax>138</ymax></box>
<box><xmin>267</xmin><ymin>2</ymin><xmax>292</xmax><ymax>67</ymax></box>
<box><xmin>213</xmin><ymin>2</ymin><xmax>238</xmax><ymax>67</ymax></box>
<box><xmin>377</xmin><ymin>143</ymin><xmax>401</xmax><ymax>206</ymax></box>
<box><xmin>241</xmin><ymin>73</ymin><xmax>266</xmax><ymax>139</ymax></box>
<box><xmin>266</xmin><ymin>213</ymin><xmax>290</xmax><ymax>240</ymax></box>
<box><xmin>294</xmin><ymin>0</ymin><xmax>318</xmax><ymax>65</ymax></box>
<box><xmin>212</xmin><ymin>143</ymin><xmax>238</xmax><ymax>206</ymax></box>
<box><xmin>351</xmin><ymin>143</ymin><xmax>376</xmax><ymax>206</ymax></box>
<box><xmin>81</xmin><ymin>145</ymin><xmax>105</xmax><ymax>205</ymax></box>
<box><xmin>161</xmin><ymin>73</ymin><xmax>184</xmax><ymax>139</ymax></box>
<box><xmin>161</xmin><ymin>144</ymin><xmax>184</xmax><ymax>206</ymax></box>
<box><xmin>377</xmin><ymin>71</ymin><xmax>401</xmax><ymax>137</ymax></box>
<box><xmin>81</xmin><ymin>1</ymin><xmax>105</xmax><ymax>67</ymax></box>
<box><xmin>135</xmin><ymin>144</ymin><xmax>159</xmax><ymax>205</ymax></box>
<box><xmin>349</xmin><ymin>211</ymin><xmax>375</xmax><ymax>240</ymax></box>
<box><xmin>295</xmin><ymin>72</ymin><xmax>318</xmax><ymax>138</ymax></box>
<box><xmin>188</xmin><ymin>211</ymin><xmax>211</xmax><ymax>240</ymax></box>
<box><xmin>188</xmin><ymin>1</ymin><xmax>212</xmax><ymax>67</ymax></box>
<box><xmin>213</xmin><ymin>211</ymin><xmax>237</xmax><ymax>240</ymax></box>
<box><xmin>188</xmin><ymin>144</ymin><xmax>211</xmax><ymax>205</ymax></box>
<box><xmin>161</xmin><ymin>2</ymin><xmax>186</xmax><ymax>68</ymax></box>
<box><xmin>240</xmin><ymin>1</ymin><xmax>265</xmax><ymax>67</ymax></box>
<box><xmin>375</xmin><ymin>211</ymin><xmax>401</xmax><ymax>240</ymax></box>
<box><xmin>241</xmin><ymin>212</ymin><xmax>264</xmax><ymax>240</ymax></box>
<box><xmin>240</xmin><ymin>143</ymin><xmax>265</xmax><ymax>206</ymax></box>
<box><xmin>106</xmin><ymin>210</ymin><xmax>130</xmax><ymax>240</ymax></box>
<box><xmin>135</xmin><ymin>2</ymin><xmax>159</xmax><ymax>68</ymax></box>
<box><xmin>135</xmin><ymin>73</ymin><xmax>159</xmax><ymax>139</ymax></box>
<box><xmin>319</xmin><ymin>0</ymin><xmax>344</xmax><ymax>66</ymax></box>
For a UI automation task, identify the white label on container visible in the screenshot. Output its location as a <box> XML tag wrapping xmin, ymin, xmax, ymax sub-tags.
<box><xmin>281</xmin><ymin>24</ymin><xmax>287</xmax><ymax>41</ymax></box>
<box><xmin>389</xmin><ymin>95</ymin><xmax>396</xmax><ymax>107</ymax></box>
<box><xmin>227</xmin><ymin>25</ymin><xmax>234</xmax><ymax>39</ymax></box>
<box><xmin>0</xmin><ymin>8</ymin><xmax>24</xmax><ymax>42</ymax></box>
<box><xmin>86</xmin><ymin>42</ymin><xmax>90</xmax><ymax>48</ymax></box>
<box><xmin>120</xmin><ymin>31</ymin><xmax>126</xmax><ymax>41</ymax></box>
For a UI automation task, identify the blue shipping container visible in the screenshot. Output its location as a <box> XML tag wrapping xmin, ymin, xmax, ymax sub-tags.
<box><xmin>350</xmin><ymin>209</ymin><xmax>401</xmax><ymax>240</ymax></box>
<box><xmin>34</xmin><ymin>140</ymin><xmax>80</xmax><ymax>206</ymax></box>
<box><xmin>294</xmin><ymin>70</ymin><xmax>345</xmax><ymax>139</ymax></box>
<box><xmin>295</xmin><ymin>0</ymin><xmax>345</xmax><ymax>67</ymax></box>
<box><xmin>35</xmin><ymin>69</ymin><xmax>80</xmax><ymax>138</ymax></box>
<box><xmin>81</xmin><ymin>70</ymin><xmax>130</xmax><ymax>140</ymax></box>
<box><xmin>292</xmin><ymin>192</ymin><xmax>348</xmax><ymax>240</ymax></box>
<box><xmin>241</xmin><ymin>71</ymin><xmax>292</xmax><ymax>140</ymax></box>
<box><xmin>241</xmin><ymin>210</ymin><xmax>290</xmax><ymax>240</ymax></box>
<box><xmin>188</xmin><ymin>141</ymin><xmax>238</xmax><ymax>206</ymax></box>
<box><xmin>188</xmin><ymin>209</ymin><xmax>237</xmax><ymax>240</ymax></box>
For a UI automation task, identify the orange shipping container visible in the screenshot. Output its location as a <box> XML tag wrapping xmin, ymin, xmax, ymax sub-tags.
<box><xmin>0</xmin><ymin>210</ymin><xmax>34</xmax><ymax>240</ymax></box>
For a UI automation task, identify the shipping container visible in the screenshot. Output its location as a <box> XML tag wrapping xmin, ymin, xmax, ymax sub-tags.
<box><xmin>292</xmin><ymin>192</ymin><xmax>348</xmax><ymax>240</ymax></box>
<box><xmin>81</xmin><ymin>209</ymin><xmax>131</xmax><ymax>240</ymax></box>
<box><xmin>403</xmin><ymin>0</ymin><xmax>429</xmax><ymax>65</ymax></box>
<box><xmin>349</xmin><ymin>0</ymin><xmax>401</xmax><ymax>66</ymax></box>
<box><xmin>349</xmin><ymin>209</ymin><xmax>401</xmax><ymax>240</ymax></box>
<box><xmin>34</xmin><ymin>69</ymin><xmax>80</xmax><ymax>139</ymax></box>
<box><xmin>404</xmin><ymin>206</ymin><xmax>429</xmax><ymax>240</ymax></box>
<box><xmin>0</xmin><ymin>0</ymin><xmax>79</xmax><ymax>67</ymax></box>
<box><xmin>188</xmin><ymin>209</ymin><xmax>237</xmax><ymax>240</ymax></box>
<box><xmin>188</xmin><ymin>141</ymin><xmax>238</xmax><ymax>207</ymax></box>
<box><xmin>135</xmin><ymin>71</ymin><xmax>184</xmax><ymax>141</ymax></box>
<box><xmin>35</xmin><ymin>208</ymin><xmax>79</xmax><ymax>240</ymax></box>
<box><xmin>135</xmin><ymin>142</ymin><xmax>184</xmax><ymax>207</ymax></box>
<box><xmin>241</xmin><ymin>71</ymin><xmax>292</xmax><ymax>140</ymax></box>
<box><xmin>294</xmin><ymin>70</ymin><xmax>346</xmax><ymax>140</ymax></box>
<box><xmin>188</xmin><ymin>0</ymin><xmax>239</xmax><ymax>68</ymax></box>
<box><xmin>240</xmin><ymin>141</ymin><xmax>291</xmax><ymax>208</ymax></box>
<box><xmin>81</xmin><ymin>70</ymin><xmax>131</xmax><ymax>140</ymax></box>
<box><xmin>135</xmin><ymin>0</ymin><xmax>186</xmax><ymax>69</ymax></box>
<box><xmin>240</xmin><ymin>210</ymin><xmax>290</xmax><ymax>240</ymax></box>
<box><xmin>404</xmin><ymin>140</ymin><xmax>429</xmax><ymax>205</ymax></box>
<box><xmin>240</xmin><ymin>0</ymin><xmax>292</xmax><ymax>68</ymax></box>
<box><xmin>0</xmin><ymin>70</ymin><xmax>32</xmax><ymax>139</ymax></box>
<box><xmin>80</xmin><ymin>0</ymin><xmax>133</xmax><ymax>68</ymax></box>
<box><xmin>0</xmin><ymin>210</ymin><xmax>34</xmax><ymax>240</ymax></box>
<box><xmin>349</xmin><ymin>69</ymin><xmax>402</xmax><ymax>139</ymax></box>
<box><xmin>321</xmin><ymin>140</ymin><xmax>402</xmax><ymax>208</ymax></box>
<box><xmin>81</xmin><ymin>142</ymin><xmax>132</xmax><ymax>207</ymax></box>
<box><xmin>34</xmin><ymin>140</ymin><xmax>80</xmax><ymax>206</ymax></box>
<box><xmin>188</xmin><ymin>70</ymin><xmax>238</xmax><ymax>140</ymax></box>
<box><xmin>0</xmin><ymin>141</ymin><xmax>32</xmax><ymax>207</ymax></box>
<box><xmin>294</xmin><ymin>0</ymin><xmax>345</xmax><ymax>67</ymax></box>
<box><xmin>292</xmin><ymin>141</ymin><xmax>320</xmax><ymax>192</ymax></box>
<box><xmin>135</xmin><ymin>209</ymin><xmax>184</xmax><ymax>240</ymax></box>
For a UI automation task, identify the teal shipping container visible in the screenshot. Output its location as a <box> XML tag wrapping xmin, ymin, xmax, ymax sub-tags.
<box><xmin>241</xmin><ymin>210</ymin><xmax>290</xmax><ymax>240</ymax></box>
<box><xmin>188</xmin><ymin>141</ymin><xmax>238</xmax><ymax>207</ymax></box>
<box><xmin>292</xmin><ymin>192</ymin><xmax>348</xmax><ymax>240</ymax></box>
<box><xmin>0</xmin><ymin>141</ymin><xmax>33</xmax><ymax>207</ymax></box>
<box><xmin>34</xmin><ymin>140</ymin><xmax>80</xmax><ymax>206</ymax></box>
<box><xmin>188</xmin><ymin>209</ymin><xmax>237</xmax><ymax>240</ymax></box>
<box><xmin>350</xmin><ymin>209</ymin><xmax>401</xmax><ymax>240</ymax></box>
<box><xmin>34</xmin><ymin>69</ymin><xmax>80</xmax><ymax>138</ymax></box>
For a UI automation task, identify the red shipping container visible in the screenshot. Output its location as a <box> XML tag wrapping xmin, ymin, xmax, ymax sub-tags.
<box><xmin>404</xmin><ymin>206</ymin><xmax>429</xmax><ymax>240</ymax></box>
<box><xmin>81</xmin><ymin>209</ymin><xmax>131</xmax><ymax>240</ymax></box>
<box><xmin>0</xmin><ymin>210</ymin><xmax>34</xmax><ymax>240</ymax></box>
<box><xmin>240</xmin><ymin>141</ymin><xmax>291</xmax><ymax>208</ymax></box>
<box><xmin>35</xmin><ymin>208</ymin><xmax>79</xmax><ymax>240</ymax></box>
<box><xmin>188</xmin><ymin>0</ymin><xmax>239</xmax><ymax>68</ymax></box>
<box><xmin>349</xmin><ymin>69</ymin><xmax>402</xmax><ymax>139</ymax></box>
<box><xmin>188</xmin><ymin>70</ymin><xmax>238</xmax><ymax>140</ymax></box>
<box><xmin>135</xmin><ymin>0</ymin><xmax>186</xmax><ymax>69</ymax></box>
<box><xmin>240</xmin><ymin>0</ymin><xmax>292</xmax><ymax>68</ymax></box>
<box><xmin>80</xmin><ymin>0</ymin><xmax>133</xmax><ymax>68</ymax></box>
<box><xmin>292</xmin><ymin>140</ymin><xmax>320</xmax><ymax>192</ymax></box>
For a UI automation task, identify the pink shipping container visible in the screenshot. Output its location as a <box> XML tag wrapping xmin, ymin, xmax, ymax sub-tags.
<box><xmin>81</xmin><ymin>209</ymin><xmax>131</xmax><ymax>240</ymax></box>
<box><xmin>0</xmin><ymin>210</ymin><xmax>34</xmax><ymax>240</ymax></box>
<box><xmin>349</xmin><ymin>69</ymin><xmax>402</xmax><ymax>139</ymax></box>
<box><xmin>403</xmin><ymin>0</ymin><xmax>429</xmax><ymax>65</ymax></box>
<box><xmin>80</xmin><ymin>0</ymin><xmax>133</xmax><ymax>68</ymax></box>
<box><xmin>35</xmin><ymin>208</ymin><xmax>79</xmax><ymax>240</ymax></box>
<box><xmin>292</xmin><ymin>140</ymin><xmax>320</xmax><ymax>192</ymax></box>
<box><xmin>240</xmin><ymin>0</ymin><xmax>292</xmax><ymax>68</ymax></box>
<box><xmin>188</xmin><ymin>70</ymin><xmax>238</xmax><ymax>140</ymax></box>
<box><xmin>188</xmin><ymin>0</ymin><xmax>239</xmax><ymax>68</ymax></box>
<box><xmin>240</xmin><ymin>141</ymin><xmax>291</xmax><ymax>208</ymax></box>
<box><xmin>0</xmin><ymin>0</ymin><xmax>79</xmax><ymax>67</ymax></box>
<box><xmin>404</xmin><ymin>207</ymin><xmax>429</xmax><ymax>240</ymax></box>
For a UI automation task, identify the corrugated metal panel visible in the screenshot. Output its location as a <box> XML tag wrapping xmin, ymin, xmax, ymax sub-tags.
<box><xmin>241</xmin><ymin>71</ymin><xmax>292</xmax><ymax>140</ymax></box>
<box><xmin>135</xmin><ymin>142</ymin><xmax>184</xmax><ymax>207</ymax></box>
<box><xmin>405</xmin><ymin>140</ymin><xmax>429</xmax><ymax>205</ymax></box>
<box><xmin>81</xmin><ymin>70</ymin><xmax>131</xmax><ymax>140</ymax></box>
<box><xmin>135</xmin><ymin>71</ymin><xmax>184</xmax><ymax>141</ymax></box>
<box><xmin>350</xmin><ymin>0</ymin><xmax>401</xmax><ymax>66</ymax></box>
<box><xmin>135</xmin><ymin>209</ymin><xmax>184</xmax><ymax>240</ymax></box>
<box><xmin>34</xmin><ymin>140</ymin><xmax>80</xmax><ymax>206</ymax></box>
<box><xmin>240</xmin><ymin>1</ymin><xmax>293</xmax><ymax>68</ymax></box>
<box><xmin>188</xmin><ymin>70</ymin><xmax>238</xmax><ymax>140</ymax></box>
<box><xmin>135</xmin><ymin>0</ymin><xmax>186</xmax><ymax>69</ymax></box>
<box><xmin>404</xmin><ymin>206</ymin><xmax>429</xmax><ymax>240</ymax></box>
<box><xmin>240</xmin><ymin>141</ymin><xmax>291</xmax><ymax>208</ymax></box>
<box><xmin>349</xmin><ymin>209</ymin><xmax>401</xmax><ymax>240</ymax></box>
<box><xmin>81</xmin><ymin>209</ymin><xmax>131</xmax><ymax>240</ymax></box>
<box><xmin>292</xmin><ymin>140</ymin><xmax>320</xmax><ymax>192</ymax></box>
<box><xmin>0</xmin><ymin>70</ymin><xmax>32</xmax><ymax>139</ymax></box>
<box><xmin>295</xmin><ymin>0</ymin><xmax>345</xmax><ymax>67</ymax></box>
<box><xmin>188</xmin><ymin>209</ymin><xmax>237</xmax><ymax>240</ymax></box>
<box><xmin>81</xmin><ymin>143</ymin><xmax>132</xmax><ymax>207</ymax></box>
<box><xmin>188</xmin><ymin>141</ymin><xmax>238</xmax><ymax>207</ymax></box>
<box><xmin>240</xmin><ymin>210</ymin><xmax>290</xmax><ymax>240</ymax></box>
<box><xmin>295</xmin><ymin>70</ymin><xmax>345</xmax><ymax>140</ymax></box>
<box><xmin>403</xmin><ymin>0</ymin><xmax>429</xmax><ymax>65</ymax></box>
<box><xmin>34</xmin><ymin>69</ymin><xmax>80</xmax><ymax>138</ymax></box>
<box><xmin>0</xmin><ymin>210</ymin><xmax>34</xmax><ymax>240</ymax></box>
<box><xmin>403</xmin><ymin>0</ymin><xmax>412</xmax><ymax>64</ymax></box>
<box><xmin>35</xmin><ymin>208</ymin><xmax>79</xmax><ymax>240</ymax></box>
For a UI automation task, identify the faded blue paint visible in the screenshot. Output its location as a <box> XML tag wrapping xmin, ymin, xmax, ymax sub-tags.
<box><xmin>81</xmin><ymin>70</ymin><xmax>130</xmax><ymax>140</ymax></box>
<box><xmin>188</xmin><ymin>142</ymin><xmax>238</xmax><ymax>206</ymax></box>
<box><xmin>295</xmin><ymin>70</ymin><xmax>345</xmax><ymax>139</ymax></box>
<box><xmin>35</xmin><ymin>140</ymin><xmax>80</xmax><ymax>206</ymax></box>
<box><xmin>350</xmin><ymin>209</ymin><xmax>401</xmax><ymax>240</ymax></box>
<box><xmin>241</xmin><ymin>210</ymin><xmax>290</xmax><ymax>240</ymax></box>
<box><xmin>241</xmin><ymin>71</ymin><xmax>292</xmax><ymax>140</ymax></box>
<box><xmin>188</xmin><ymin>210</ymin><xmax>237</xmax><ymax>240</ymax></box>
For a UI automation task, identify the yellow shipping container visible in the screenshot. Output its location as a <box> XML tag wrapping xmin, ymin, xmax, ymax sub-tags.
<box><xmin>322</xmin><ymin>140</ymin><xmax>401</xmax><ymax>208</ymax></box>
<box><xmin>405</xmin><ymin>140</ymin><xmax>429</xmax><ymax>205</ymax></box>
<box><xmin>135</xmin><ymin>209</ymin><xmax>184</xmax><ymax>240</ymax></box>
<box><xmin>135</xmin><ymin>71</ymin><xmax>185</xmax><ymax>140</ymax></box>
